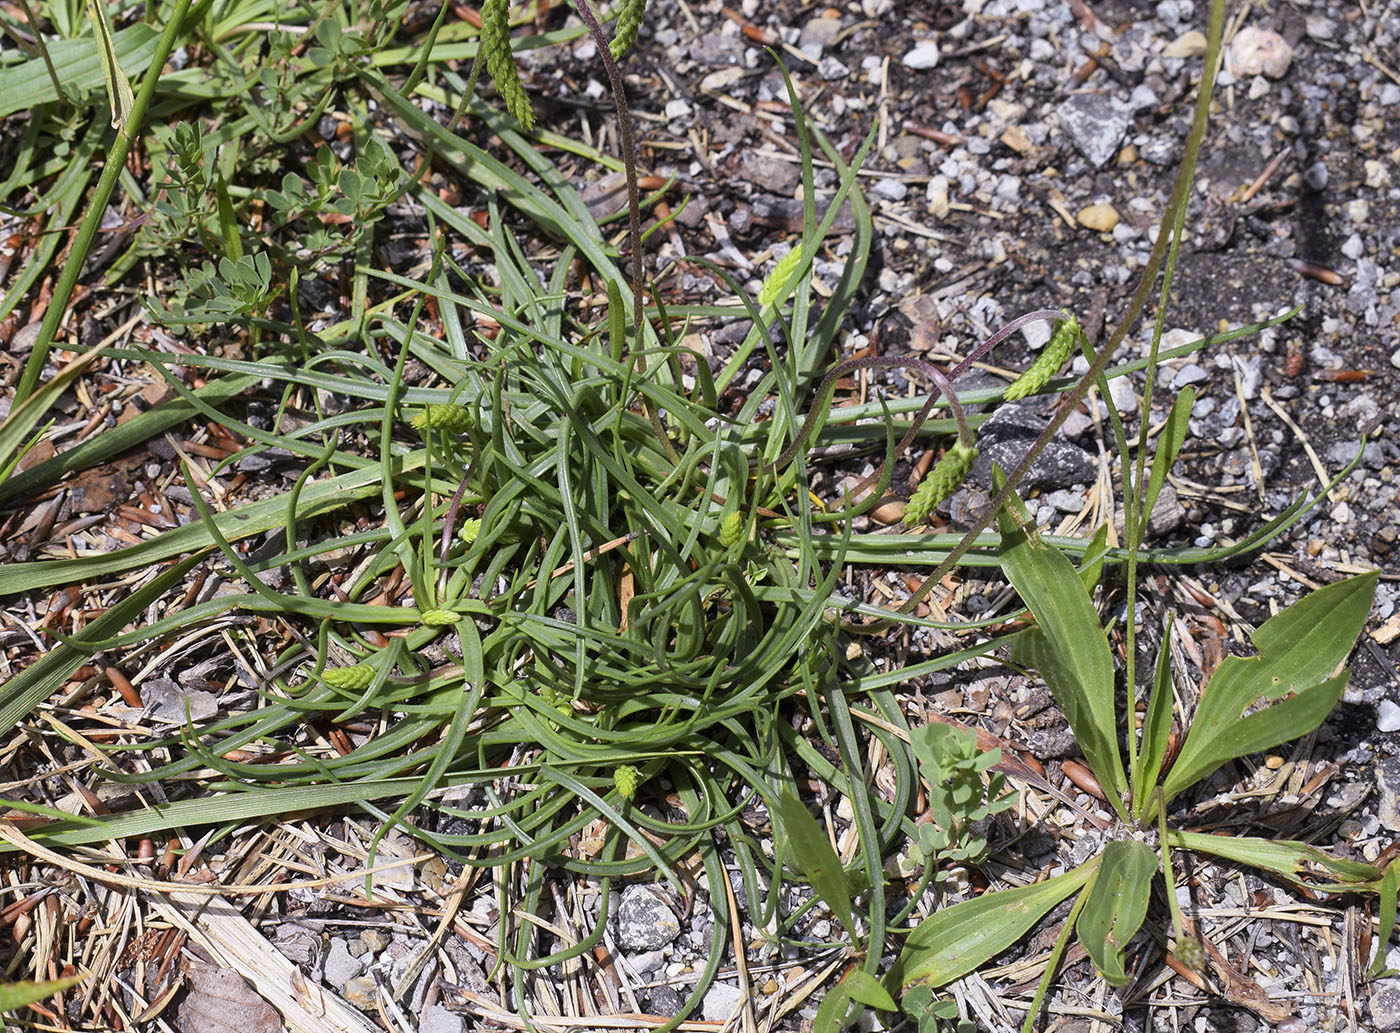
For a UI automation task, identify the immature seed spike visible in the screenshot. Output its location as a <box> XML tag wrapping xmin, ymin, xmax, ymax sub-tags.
<box><xmin>412</xmin><ymin>404</ymin><xmax>473</xmax><ymax>435</ymax></box>
<box><xmin>419</xmin><ymin>608</ymin><xmax>462</xmax><ymax>626</ymax></box>
<box><xmin>758</xmin><ymin>246</ymin><xmax>804</xmax><ymax>307</ymax></box>
<box><xmin>480</xmin><ymin>0</ymin><xmax>535</xmax><ymax>129</ymax></box>
<box><xmin>1173</xmin><ymin>936</ymin><xmax>1206</xmax><ymax>973</ymax></box>
<box><xmin>718</xmin><ymin>512</ymin><xmax>745</xmax><ymax>548</ymax></box>
<box><xmin>458</xmin><ymin>518</ymin><xmax>482</xmax><ymax>543</ymax></box>
<box><xmin>904</xmin><ymin>441</ymin><xmax>977</xmax><ymax>525</ymax></box>
<box><xmin>614</xmin><ymin>764</ymin><xmax>641</xmax><ymax>800</ymax></box>
<box><xmin>1004</xmin><ymin>316</ymin><xmax>1080</xmax><ymax>400</ymax></box>
<box><xmin>608</xmin><ymin>0</ymin><xmax>648</xmax><ymax>60</ymax></box>
<box><xmin>321</xmin><ymin>664</ymin><xmax>376</xmax><ymax>690</ymax></box>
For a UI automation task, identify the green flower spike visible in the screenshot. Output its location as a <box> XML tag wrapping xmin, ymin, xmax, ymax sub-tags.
<box><xmin>759</xmin><ymin>246</ymin><xmax>804</xmax><ymax>307</ymax></box>
<box><xmin>608</xmin><ymin>0</ymin><xmax>648</xmax><ymax>60</ymax></box>
<box><xmin>412</xmin><ymin>404</ymin><xmax>473</xmax><ymax>435</ymax></box>
<box><xmin>321</xmin><ymin>664</ymin><xmax>376</xmax><ymax>690</ymax></box>
<box><xmin>481</xmin><ymin>0</ymin><xmax>535</xmax><ymax>129</ymax></box>
<box><xmin>718</xmin><ymin>511</ymin><xmax>745</xmax><ymax>548</ymax></box>
<box><xmin>1004</xmin><ymin>315</ymin><xmax>1080</xmax><ymax>400</ymax></box>
<box><xmin>419</xmin><ymin>608</ymin><xmax>462</xmax><ymax>626</ymax></box>
<box><xmin>904</xmin><ymin>441</ymin><xmax>978</xmax><ymax>525</ymax></box>
<box><xmin>614</xmin><ymin>764</ymin><xmax>641</xmax><ymax>800</ymax></box>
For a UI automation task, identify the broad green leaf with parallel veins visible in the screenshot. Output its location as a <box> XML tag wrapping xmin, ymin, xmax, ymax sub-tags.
<box><xmin>1075</xmin><ymin>840</ymin><xmax>1157</xmax><ymax>985</ymax></box>
<box><xmin>896</xmin><ymin>863</ymin><xmax>1095</xmax><ymax>990</ymax></box>
<box><xmin>1162</xmin><ymin>570</ymin><xmax>1377</xmax><ymax>803</ymax></box>
<box><xmin>998</xmin><ymin>496</ymin><xmax>1127</xmax><ymax>815</ymax></box>
<box><xmin>0</xmin><ymin>22</ymin><xmax>158</xmax><ymax>118</ymax></box>
<box><xmin>777</xmin><ymin>788</ymin><xmax>855</xmax><ymax>942</ymax></box>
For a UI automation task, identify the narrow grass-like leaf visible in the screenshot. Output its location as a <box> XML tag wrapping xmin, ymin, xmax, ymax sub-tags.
<box><xmin>895</xmin><ymin>862</ymin><xmax>1095</xmax><ymax>990</ymax></box>
<box><xmin>0</xmin><ymin>342</ymin><xmax>107</xmax><ymax>478</ymax></box>
<box><xmin>0</xmin><ymin>457</ymin><xmax>421</xmax><ymax>596</ymax></box>
<box><xmin>1132</xmin><ymin>620</ymin><xmax>1176</xmax><ymax>816</ymax></box>
<box><xmin>1168</xmin><ymin>829</ymin><xmax>1386</xmax><ymax>894</ymax></box>
<box><xmin>998</xmin><ymin>497</ymin><xmax>1126</xmax><ymax>814</ymax></box>
<box><xmin>0</xmin><ymin>552</ymin><xmax>208</xmax><ymax>734</ymax></box>
<box><xmin>0</xmin><ymin>974</ymin><xmax>88</xmax><ymax>1012</ymax></box>
<box><xmin>1143</xmin><ymin>386</ymin><xmax>1193</xmax><ymax>522</ymax></box>
<box><xmin>1369</xmin><ymin>858</ymin><xmax>1399</xmax><ymax>978</ymax></box>
<box><xmin>1075</xmin><ymin>840</ymin><xmax>1157</xmax><ymax>985</ymax></box>
<box><xmin>1162</xmin><ymin>570</ymin><xmax>1378</xmax><ymax>802</ymax></box>
<box><xmin>0</xmin><ymin>373</ymin><xmax>260</xmax><ymax>505</ymax></box>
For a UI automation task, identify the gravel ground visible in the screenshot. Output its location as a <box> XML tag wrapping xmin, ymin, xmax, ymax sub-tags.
<box><xmin>4</xmin><ymin>2</ymin><xmax>1399</xmax><ymax>1032</ymax></box>
<box><xmin>514</xmin><ymin>1</ymin><xmax>1400</xmax><ymax>1030</ymax></box>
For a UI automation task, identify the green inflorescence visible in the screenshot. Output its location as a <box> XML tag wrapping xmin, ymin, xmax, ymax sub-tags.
<box><xmin>614</xmin><ymin>764</ymin><xmax>641</xmax><ymax>800</ymax></box>
<box><xmin>1004</xmin><ymin>316</ymin><xmax>1079</xmax><ymax>400</ymax></box>
<box><xmin>608</xmin><ymin>0</ymin><xmax>648</xmax><ymax>60</ymax></box>
<box><xmin>480</xmin><ymin>0</ymin><xmax>535</xmax><ymax>129</ymax></box>
<box><xmin>412</xmin><ymin>404</ymin><xmax>473</xmax><ymax>434</ymax></box>
<box><xmin>718</xmin><ymin>511</ymin><xmax>745</xmax><ymax>548</ymax></box>
<box><xmin>321</xmin><ymin>663</ymin><xmax>376</xmax><ymax>690</ymax></box>
<box><xmin>904</xmin><ymin>441</ymin><xmax>977</xmax><ymax>525</ymax></box>
<box><xmin>758</xmin><ymin>245</ymin><xmax>804</xmax><ymax>307</ymax></box>
<box><xmin>419</xmin><ymin>608</ymin><xmax>462</xmax><ymax>626</ymax></box>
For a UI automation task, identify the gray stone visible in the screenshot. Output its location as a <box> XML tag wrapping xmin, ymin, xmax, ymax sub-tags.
<box><xmin>873</xmin><ymin>178</ymin><xmax>908</xmax><ymax>201</ymax></box>
<box><xmin>972</xmin><ymin>440</ymin><xmax>1096</xmax><ymax>493</ymax></box>
<box><xmin>736</xmin><ymin>149</ymin><xmax>797</xmax><ymax>197</ymax></box>
<box><xmin>702</xmin><ymin>982</ymin><xmax>744</xmax><ymax>1022</ymax></box>
<box><xmin>343</xmin><ymin>975</ymin><xmax>377</xmax><ymax>1010</ymax></box>
<box><xmin>614</xmin><ymin>885</ymin><xmax>681</xmax><ymax>951</ymax></box>
<box><xmin>1372</xmin><ymin>980</ymin><xmax>1400</xmax><ymax>1031</ymax></box>
<box><xmin>647</xmin><ymin>985</ymin><xmax>686</xmax><ymax>1016</ymax></box>
<box><xmin>1057</xmin><ymin>94</ymin><xmax>1131</xmax><ymax>168</ymax></box>
<box><xmin>144</xmin><ymin>677</ymin><xmax>218</xmax><ymax>725</ymax></box>
<box><xmin>420</xmin><ymin>1004</ymin><xmax>464</xmax><ymax>1033</ymax></box>
<box><xmin>1378</xmin><ymin>757</ymin><xmax>1400</xmax><ymax>831</ymax></box>
<box><xmin>273</xmin><ymin>924</ymin><xmax>322</xmax><ymax>978</ymax></box>
<box><xmin>969</xmin><ymin>404</ymin><xmax>1097</xmax><ymax>492</ymax></box>
<box><xmin>624</xmin><ymin>948</ymin><xmax>666</xmax><ymax>975</ymax></box>
<box><xmin>798</xmin><ymin>15</ymin><xmax>842</xmax><ymax>59</ymax></box>
<box><xmin>1379</xmin><ymin>701</ymin><xmax>1400</xmax><ymax>736</ymax></box>
<box><xmin>1171</xmin><ymin>363</ymin><xmax>1208</xmax><ymax>389</ymax></box>
<box><xmin>323</xmin><ymin>939</ymin><xmax>365</xmax><ymax>988</ymax></box>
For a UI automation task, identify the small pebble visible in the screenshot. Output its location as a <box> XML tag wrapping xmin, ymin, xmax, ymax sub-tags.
<box><xmin>1078</xmin><ymin>202</ymin><xmax>1120</xmax><ymax>232</ymax></box>
<box><xmin>873</xmin><ymin>178</ymin><xmax>908</xmax><ymax>201</ymax></box>
<box><xmin>1226</xmin><ymin>26</ymin><xmax>1293</xmax><ymax>79</ymax></box>
<box><xmin>1164</xmin><ymin>30</ymin><xmax>1207</xmax><ymax>58</ymax></box>
<box><xmin>1379</xmin><ymin>700</ymin><xmax>1400</xmax><ymax>734</ymax></box>
<box><xmin>1172</xmin><ymin>364</ymin><xmax>1208</xmax><ymax>388</ymax></box>
<box><xmin>903</xmin><ymin>41</ymin><xmax>940</xmax><ymax>69</ymax></box>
